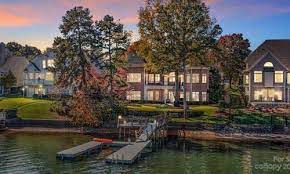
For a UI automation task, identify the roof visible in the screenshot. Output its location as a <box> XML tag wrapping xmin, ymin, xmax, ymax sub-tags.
<box><xmin>128</xmin><ymin>53</ymin><xmax>145</xmax><ymax>65</ymax></box>
<box><xmin>246</xmin><ymin>39</ymin><xmax>290</xmax><ymax>69</ymax></box>
<box><xmin>0</xmin><ymin>56</ymin><xmax>29</xmax><ymax>86</ymax></box>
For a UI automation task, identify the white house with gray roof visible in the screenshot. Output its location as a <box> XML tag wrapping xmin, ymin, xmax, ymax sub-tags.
<box><xmin>23</xmin><ymin>51</ymin><xmax>56</xmax><ymax>97</ymax></box>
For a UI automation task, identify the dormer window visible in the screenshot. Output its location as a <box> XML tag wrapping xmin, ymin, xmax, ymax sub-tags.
<box><xmin>264</xmin><ymin>62</ymin><xmax>274</xmax><ymax>68</ymax></box>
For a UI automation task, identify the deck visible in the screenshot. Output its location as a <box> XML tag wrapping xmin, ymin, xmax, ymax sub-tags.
<box><xmin>106</xmin><ymin>123</ymin><xmax>158</xmax><ymax>164</ymax></box>
<box><xmin>105</xmin><ymin>141</ymin><xmax>151</xmax><ymax>164</ymax></box>
<box><xmin>57</xmin><ymin>141</ymin><xmax>103</xmax><ymax>160</ymax></box>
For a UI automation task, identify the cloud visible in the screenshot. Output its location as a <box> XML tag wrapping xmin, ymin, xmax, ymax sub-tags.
<box><xmin>0</xmin><ymin>4</ymin><xmax>42</xmax><ymax>27</ymax></box>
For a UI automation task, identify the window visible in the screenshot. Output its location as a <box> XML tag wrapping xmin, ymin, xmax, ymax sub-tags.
<box><xmin>47</xmin><ymin>59</ymin><xmax>54</xmax><ymax>67</ymax></box>
<box><xmin>288</xmin><ymin>73</ymin><xmax>290</xmax><ymax>84</ymax></box>
<box><xmin>127</xmin><ymin>91</ymin><xmax>141</xmax><ymax>100</ymax></box>
<box><xmin>180</xmin><ymin>92</ymin><xmax>190</xmax><ymax>101</ymax></box>
<box><xmin>192</xmin><ymin>74</ymin><xmax>200</xmax><ymax>83</ymax></box>
<box><xmin>202</xmin><ymin>74</ymin><xmax>207</xmax><ymax>83</ymax></box>
<box><xmin>254</xmin><ymin>89</ymin><xmax>282</xmax><ymax>101</ymax></box>
<box><xmin>42</xmin><ymin>60</ymin><xmax>46</xmax><ymax>69</ymax></box>
<box><xmin>245</xmin><ymin>75</ymin><xmax>249</xmax><ymax>84</ymax></box>
<box><xmin>155</xmin><ymin>91</ymin><xmax>160</xmax><ymax>101</ymax></box>
<box><xmin>254</xmin><ymin>71</ymin><xmax>262</xmax><ymax>83</ymax></box>
<box><xmin>29</xmin><ymin>73</ymin><xmax>34</xmax><ymax>79</ymax></box>
<box><xmin>186</xmin><ymin>74</ymin><xmax>191</xmax><ymax>83</ymax></box>
<box><xmin>155</xmin><ymin>74</ymin><xmax>160</xmax><ymax>83</ymax></box>
<box><xmin>127</xmin><ymin>73</ymin><xmax>141</xmax><ymax>82</ymax></box>
<box><xmin>45</xmin><ymin>72</ymin><xmax>54</xmax><ymax>81</ymax></box>
<box><xmin>264</xmin><ymin>62</ymin><xmax>274</xmax><ymax>67</ymax></box>
<box><xmin>147</xmin><ymin>91</ymin><xmax>154</xmax><ymax>100</ymax></box>
<box><xmin>202</xmin><ymin>92</ymin><xmax>207</xmax><ymax>102</ymax></box>
<box><xmin>169</xmin><ymin>72</ymin><xmax>175</xmax><ymax>83</ymax></box>
<box><xmin>192</xmin><ymin>92</ymin><xmax>200</xmax><ymax>101</ymax></box>
<box><xmin>275</xmin><ymin>71</ymin><xmax>284</xmax><ymax>83</ymax></box>
<box><xmin>148</xmin><ymin>74</ymin><xmax>154</xmax><ymax>83</ymax></box>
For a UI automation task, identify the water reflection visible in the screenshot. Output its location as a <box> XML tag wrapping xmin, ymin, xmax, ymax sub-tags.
<box><xmin>0</xmin><ymin>133</ymin><xmax>289</xmax><ymax>174</ymax></box>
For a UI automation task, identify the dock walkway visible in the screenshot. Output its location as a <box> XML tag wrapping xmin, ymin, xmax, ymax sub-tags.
<box><xmin>106</xmin><ymin>123</ymin><xmax>158</xmax><ymax>164</ymax></box>
<box><xmin>106</xmin><ymin>141</ymin><xmax>151</xmax><ymax>164</ymax></box>
<box><xmin>57</xmin><ymin>141</ymin><xmax>103</xmax><ymax>160</ymax></box>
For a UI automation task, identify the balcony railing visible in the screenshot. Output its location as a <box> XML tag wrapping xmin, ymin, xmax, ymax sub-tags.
<box><xmin>24</xmin><ymin>79</ymin><xmax>54</xmax><ymax>86</ymax></box>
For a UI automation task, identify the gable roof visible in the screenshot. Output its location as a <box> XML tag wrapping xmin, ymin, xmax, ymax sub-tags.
<box><xmin>128</xmin><ymin>53</ymin><xmax>145</xmax><ymax>65</ymax></box>
<box><xmin>246</xmin><ymin>39</ymin><xmax>290</xmax><ymax>69</ymax></box>
<box><xmin>0</xmin><ymin>56</ymin><xmax>29</xmax><ymax>86</ymax></box>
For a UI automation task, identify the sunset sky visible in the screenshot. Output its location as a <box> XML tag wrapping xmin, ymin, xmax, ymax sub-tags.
<box><xmin>1</xmin><ymin>0</ymin><xmax>290</xmax><ymax>51</ymax></box>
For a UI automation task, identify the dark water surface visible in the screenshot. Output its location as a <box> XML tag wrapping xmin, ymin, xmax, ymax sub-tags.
<box><xmin>0</xmin><ymin>132</ymin><xmax>290</xmax><ymax>174</ymax></box>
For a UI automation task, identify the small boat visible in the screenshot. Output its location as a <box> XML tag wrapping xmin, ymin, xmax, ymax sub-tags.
<box><xmin>93</xmin><ymin>138</ymin><xmax>113</xmax><ymax>143</ymax></box>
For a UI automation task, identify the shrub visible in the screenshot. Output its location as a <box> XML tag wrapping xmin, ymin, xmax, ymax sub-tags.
<box><xmin>32</xmin><ymin>94</ymin><xmax>39</xmax><ymax>98</ymax></box>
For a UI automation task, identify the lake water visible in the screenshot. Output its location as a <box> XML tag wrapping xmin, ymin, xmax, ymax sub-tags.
<box><xmin>0</xmin><ymin>132</ymin><xmax>290</xmax><ymax>174</ymax></box>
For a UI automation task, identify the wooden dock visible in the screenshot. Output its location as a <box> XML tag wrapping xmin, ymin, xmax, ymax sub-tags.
<box><xmin>106</xmin><ymin>141</ymin><xmax>151</xmax><ymax>164</ymax></box>
<box><xmin>57</xmin><ymin>141</ymin><xmax>103</xmax><ymax>160</ymax></box>
<box><xmin>106</xmin><ymin>123</ymin><xmax>158</xmax><ymax>164</ymax></box>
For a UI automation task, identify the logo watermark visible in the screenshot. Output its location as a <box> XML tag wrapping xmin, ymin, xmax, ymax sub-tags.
<box><xmin>254</xmin><ymin>156</ymin><xmax>290</xmax><ymax>172</ymax></box>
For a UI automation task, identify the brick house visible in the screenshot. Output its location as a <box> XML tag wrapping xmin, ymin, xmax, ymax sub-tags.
<box><xmin>126</xmin><ymin>53</ymin><xmax>209</xmax><ymax>103</ymax></box>
<box><xmin>245</xmin><ymin>39</ymin><xmax>290</xmax><ymax>105</ymax></box>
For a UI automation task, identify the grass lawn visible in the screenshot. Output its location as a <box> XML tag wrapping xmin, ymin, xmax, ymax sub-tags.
<box><xmin>0</xmin><ymin>98</ymin><xmax>59</xmax><ymax>120</ymax></box>
<box><xmin>128</xmin><ymin>104</ymin><xmax>222</xmax><ymax>124</ymax></box>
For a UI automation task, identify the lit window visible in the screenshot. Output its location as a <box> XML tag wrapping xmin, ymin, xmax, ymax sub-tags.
<box><xmin>287</xmin><ymin>73</ymin><xmax>290</xmax><ymax>84</ymax></box>
<box><xmin>155</xmin><ymin>91</ymin><xmax>160</xmax><ymax>101</ymax></box>
<box><xmin>192</xmin><ymin>74</ymin><xmax>200</xmax><ymax>83</ymax></box>
<box><xmin>192</xmin><ymin>92</ymin><xmax>200</xmax><ymax>101</ymax></box>
<box><xmin>42</xmin><ymin>60</ymin><xmax>46</xmax><ymax>69</ymax></box>
<box><xmin>47</xmin><ymin>59</ymin><xmax>54</xmax><ymax>67</ymax></box>
<box><xmin>147</xmin><ymin>91</ymin><xmax>154</xmax><ymax>100</ymax></box>
<box><xmin>245</xmin><ymin>75</ymin><xmax>249</xmax><ymax>84</ymax></box>
<box><xmin>168</xmin><ymin>91</ymin><xmax>175</xmax><ymax>101</ymax></box>
<box><xmin>264</xmin><ymin>62</ymin><xmax>273</xmax><ymax>67</ymax></box>
<box><xmin>148</xmin><ymin>74</ymin><xmax>154</xmax><ymax>83</ymax></box>
<box><xmin>155</xmin><ymin>74</ymin><xmax>160</xmax><ymax>83</ymax></box>
<box><xmin>45</xmin><ymin>72</ymin><xmax>54</xmax><ymax>81</ymax></box>
<box><xmin>127</xmin><ymin>91</ymin><xmax>141</xmax><ymax>100</ymax></box>
<box><xmin>127</xmin><ymin>73</ymin><xmax>141</xmax><ymax>82</ymax></box>
<box><xmin>180</xmin><ymin>92</ymin><xmax>190</xmax><ymax>101</ymax></box>
<box><xmin>202</xmin><ymin>74</ymin><xmax>207</xmax><ymax>83</ymax></box>
<box><xmin>186</xmin><ymin>74</ymin><xmax>191</xmax><ymax>83</ymax></box>
<box><xmin>254</xmin><ymin>71</ymin><xmax>262</xmax><ymax>83</ymax></box>
<box><xmin>29</xmin><ymin>73</ymin><xmax>34</xmax><ymax>79</ymax></box>
<box><xmin>169</xmin><ymin>72</ymin><xmax>175</xmax><ymax>83</ymax></box>
<box><xmin>275</xmin><ymin>71</ymin><xmax>284</xmax><ymax>83</ymax></box>
<box><xmin>202</xmin><ymin>92</ymin><xmax>207</xmax><ymax>102</ymax></box>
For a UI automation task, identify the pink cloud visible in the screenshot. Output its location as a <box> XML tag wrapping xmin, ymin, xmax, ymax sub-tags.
<box><xmin>0</xmin><ymin>4</ymin><xmax>42</xmax><ymax>27</ymax></box>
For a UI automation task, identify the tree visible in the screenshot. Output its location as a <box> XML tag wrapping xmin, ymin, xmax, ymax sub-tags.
<box><xmin>6</xmin><ymin>42</ymin><xmax>41</xmax><ymax>60</ymax></box>
<box><xmin>95</xmin><ymin>15</ymin><xmax>131</xmax><ymax>117</ymax></box>
<box><xmin>52</xmin><ymin>6</ymin><xmax>101</xmax><ymax>126</ymax></box>
<box><xmin>0</xmin><ymin>71</ymin><xmax>16</xmax><ymax>93</ymax></box>
<box><xmin>139</xmin><ymin>0</ymin><xmax>222</xmax><ymax>118</ymax></box>
<box><xmin>218</xmin><ymin>34</ymin><xmax>251</xmax><ymax>88</ymax></box>
<box><xmin>217</xmin><ymin>34</ymin><xmax>251</xmax><ymax>106</ymax></box>
<box><xmin>208</xmin><ymin>67</ymin><xmax>223</xmax><ymax>103</ymax></box>
<box><xmin>52</xmin><ymin>7</ymin><xmax>128</xmax><ymax>126</ymax></box>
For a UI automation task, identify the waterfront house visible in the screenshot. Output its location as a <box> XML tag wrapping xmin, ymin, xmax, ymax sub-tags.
<box><xmin>23</xmin><ymin>51</ymin><xmax>56</xmax><ymax>97</ymax></box>
<box><xmin>245</xmin><ymin>39</ymin><xmax>290</xmax><ymax>105</ymax></box>
<box><xmin>126</xmin><ymin>53</ymin><xmax>209</xmax><ymax>103</ymax></box>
